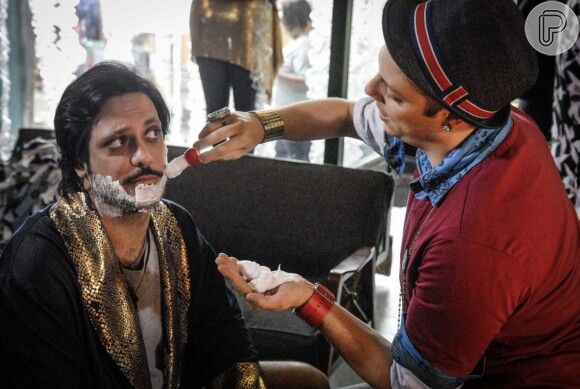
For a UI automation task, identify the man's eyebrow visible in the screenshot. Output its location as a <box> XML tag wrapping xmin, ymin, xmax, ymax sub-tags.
<box><xmin>144</xmin><ymin>117</ymin><xmax>161</xmax><ymax>125</ymax></box>
<box><xmin>105</xmin><ymin>127</ymin><xmax>130</xmax><ymax>136</ymax></box>
<box><xmin>99</xmin><ymin>117</ymin><xmax>162</xmax><ymax>137</ymax></box>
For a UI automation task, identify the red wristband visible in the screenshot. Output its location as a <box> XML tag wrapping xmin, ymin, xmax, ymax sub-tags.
<box><xmin>294</xmin><ymin>283</ymin><xmax>336</xmax><ymax>328</ymax></box>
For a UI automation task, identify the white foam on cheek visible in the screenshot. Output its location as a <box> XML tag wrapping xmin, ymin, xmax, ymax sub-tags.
<box><xmin>109</xmin><ymin>177</ymin><xmax>133</xmax><ymax>199</ymax></box>
<box><xmin>90</xmin><ymin>174</ymin><xmax>136</xmax><ymax>217</ymax></box>
<box><xmin>105</xmin><ymin>177</ymin><xmax>136</xmax><ymax>203</ymax></box>
<box><xmin>89</xmin><ymin>173</ymin><xmax>166</xmax><ymax>217</ymax></box>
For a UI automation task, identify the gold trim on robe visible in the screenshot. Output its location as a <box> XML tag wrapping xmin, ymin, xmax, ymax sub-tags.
<box><xmin>208</xmin><ymin>362</ymin><xmax>266</xmax><ymax>389</ymax></box>
<box><xmin>49</xmin><ymin>192</ymin><xmax>190</xmax><ymax>389</ymax></box>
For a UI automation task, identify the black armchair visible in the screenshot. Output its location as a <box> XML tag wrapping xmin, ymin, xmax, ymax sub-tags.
<box><xmin>164</xmin><ymin>147</ymin><xmax>395</xmax><ymax>376</ymax></box>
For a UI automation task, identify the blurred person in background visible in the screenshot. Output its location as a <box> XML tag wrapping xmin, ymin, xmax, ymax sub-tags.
<box><xmin>274</xmin><ymin>0</ymin><xmax>313</xmax><ymax>161</ymax></box>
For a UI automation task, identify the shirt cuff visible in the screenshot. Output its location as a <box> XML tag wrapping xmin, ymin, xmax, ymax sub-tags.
<box><xmin>391</xmin><ymin>316</ymin><xmax>485</xmax><ymax>389</ymax></box>
<box><xmin>353</xmin><ymin>97</ymin><xmax>387</xmax><ymax>155</ymax></box>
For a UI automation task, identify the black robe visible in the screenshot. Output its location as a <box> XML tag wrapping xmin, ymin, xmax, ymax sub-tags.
<box><xmin>0</xmin><ymin>194</ymin><xmax>259</xmax><ymax>388</ymax></box>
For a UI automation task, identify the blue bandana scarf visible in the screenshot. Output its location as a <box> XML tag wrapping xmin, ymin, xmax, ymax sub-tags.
<box><xmin>383</xmin><ymin>134</ymin><xmax>407</xmax><ymax>178</ymax></box>
<box><xmin>410</xmin><ymin>117</ymin><xmax>513</xmax><ymax>206</ymax></box>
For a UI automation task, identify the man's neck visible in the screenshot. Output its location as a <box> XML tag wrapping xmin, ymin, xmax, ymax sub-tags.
<box><xmin>423</xmin><ymin>123</ymin><xmax>476</xmax><ymax>167</ymax></box>
<box><xmin>100</xmin><ymin>211</ymin><xmax>152</xmax><ymax>268</ymax></box>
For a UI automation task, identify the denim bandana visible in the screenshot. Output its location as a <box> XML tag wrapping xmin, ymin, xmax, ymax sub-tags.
<box><xmin>383</xmin><ymin>134</ymin><xmax>407</xmax><ymax>178</ymax></box>
<box><xmin>410</xmin><ymin>117</ymin><xmax>513</xmax><ymax>206</ymax></box>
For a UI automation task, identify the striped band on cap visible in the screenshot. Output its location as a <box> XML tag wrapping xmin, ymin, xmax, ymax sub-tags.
<box><xmin>409</xmin><ymin>1</ymin><xmax>497</xmax><ymax>119</ymax></box>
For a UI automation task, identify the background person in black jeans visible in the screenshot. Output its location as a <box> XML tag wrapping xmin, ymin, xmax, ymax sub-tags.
<box><xmin>189</xmin><ymin>0</ymin><xmax>283</xmax><ymax>115</ymax></box>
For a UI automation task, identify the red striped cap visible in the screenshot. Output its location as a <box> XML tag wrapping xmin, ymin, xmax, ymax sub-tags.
<box><xmin>382</xmin><ymin>0</ymin><xmax>538</xmax><ymax>128</ymax></box>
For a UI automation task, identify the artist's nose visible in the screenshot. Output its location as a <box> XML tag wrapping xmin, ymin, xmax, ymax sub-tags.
<box><xmin>365</xmin><ymin>72</ymin><xmax>384</xmax><ymax>104</ymax></box>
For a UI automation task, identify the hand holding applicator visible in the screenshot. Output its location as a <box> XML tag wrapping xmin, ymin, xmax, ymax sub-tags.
<box><xmin>165</xmin><ymin>107</ymin><xmax>231</xmax><ymax>179</ymax></box>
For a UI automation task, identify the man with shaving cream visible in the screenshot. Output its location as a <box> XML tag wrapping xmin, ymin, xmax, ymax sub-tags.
<box><xmin>0</xmin><ymin>61</ymin><xmax>262</xmax><ymax>388</ymax></box>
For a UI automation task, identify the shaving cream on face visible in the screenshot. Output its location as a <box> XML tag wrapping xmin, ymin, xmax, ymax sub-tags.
<box><xmin>89</xmin><ymin>174</ymin><xmax>166</xmax><ymax>217</ymax></box>
<box><xmin>135</xmin><ymin>175</ymin><xmax>167</xmax><ymax>207</ymax></box>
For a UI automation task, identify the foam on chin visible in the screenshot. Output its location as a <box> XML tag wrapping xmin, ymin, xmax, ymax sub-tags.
<box><xmin>90</xmin><ymin>174</ymin><xmax>166</xmax><ymax>217</ymax></box>
<box><xmin>135</xmin><ymin>175</ymin><xmax>167</xmax><ymax>207</ymax></box>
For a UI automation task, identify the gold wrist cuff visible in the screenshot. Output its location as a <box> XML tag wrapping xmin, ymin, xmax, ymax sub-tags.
<box><xmin>250</xmin><ymin>110</ymin><xmax>285</xmax><ymax>143</ymax></box>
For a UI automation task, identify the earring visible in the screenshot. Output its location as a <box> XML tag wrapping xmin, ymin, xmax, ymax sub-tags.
<box><xmin>443</xmin><ymin>123</ymin><xmax>452</xmax><ymax>132</ymax></box>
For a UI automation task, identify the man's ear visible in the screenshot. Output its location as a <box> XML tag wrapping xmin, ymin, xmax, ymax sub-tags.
<box><xmin>446</xmin><ymin>115</ymin><xmax>466</xmax><ymax>129</ymax></box>
<box><xmin>75</xmin><ymin>162</ymin><xmax>91</xmax><ymax>190</ymax></box>
<box><xmin>75</xmin><ymin>163</ymin><xmax>87</xmax><ymax>179</ymax></box>
<box><xmin>441</xmin><ymin>110</ymin><xmax>474</xmax><ymax>132</ymax></box>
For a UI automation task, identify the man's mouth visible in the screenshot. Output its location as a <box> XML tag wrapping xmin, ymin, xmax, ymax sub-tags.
<box><xmin>132</xmin><ymin>174</ymin><xmax>160</xmax><ymax>185</ymax></box>
<box><xmin>124</xmin><ymin>167</ymin><xmax>164</xmax><ymax>186</ymax></box>
<box><xmin>89</xmin><ymin>172</ymin><xmax>167</xmax><ymax>217</ymax></box>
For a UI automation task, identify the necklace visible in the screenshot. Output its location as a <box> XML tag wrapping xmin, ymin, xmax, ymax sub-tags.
<box><xmin>398</xmin><ymin>206</ymin><xmax>435</xmax><ymax>329</ymax></box>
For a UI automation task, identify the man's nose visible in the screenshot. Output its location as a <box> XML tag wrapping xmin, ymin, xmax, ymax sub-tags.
<box><xmin>364</xmin><ymin>73</ymin><xmax>383</xmax><ymax>103</ymax></box>
<box><xmin>130</xmin><ymin>141</ymin><xmax>153</xmax><ymax>167</ymax></box>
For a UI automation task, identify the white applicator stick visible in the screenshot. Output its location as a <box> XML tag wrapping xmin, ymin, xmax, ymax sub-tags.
<box><xmin>165</xmin><ymin>148</ymin><xmax>201</xmax><ymax>179</ymax></box>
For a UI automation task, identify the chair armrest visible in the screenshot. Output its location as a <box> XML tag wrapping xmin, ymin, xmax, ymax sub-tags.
<box><xmin>327</xmin><ymin>246</ymin><xmax>375</xmax><ymax>297</ymax></box>
<box><xmin>329</xmin><ymin>246</ymin><xmax>374</xmax><ymax>275</ymax></box>
<box><xmin>326</xmin><ymin>245</ymin><xmax>376</xmax><ymax>324</ymax></box>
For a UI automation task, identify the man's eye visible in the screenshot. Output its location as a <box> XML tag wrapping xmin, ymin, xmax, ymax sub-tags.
<box><xmin>146</xmin><ymin>128</ymin><xmax>162</xmax><ymax>139</ymax></box>
<box><xmin>388</xmin><ymin>95</ymin><xmax>402</xmax><ymax>104</ymax></box>
<box><xmin>106</xmin><ymin>136</ymin><xmax>128</xmax><ymax>149</ymax></box>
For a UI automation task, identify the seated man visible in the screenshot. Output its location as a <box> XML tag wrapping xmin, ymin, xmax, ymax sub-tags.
<box><xmin>0</xmin><ymin>61</ymin><xmax>262</xmax><ymax>388</ymax></box>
